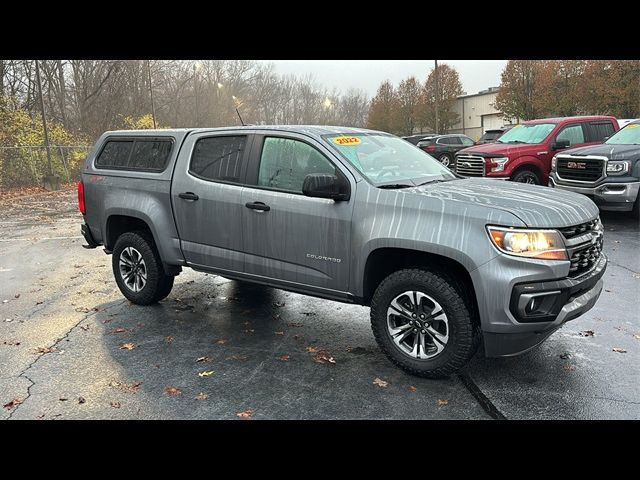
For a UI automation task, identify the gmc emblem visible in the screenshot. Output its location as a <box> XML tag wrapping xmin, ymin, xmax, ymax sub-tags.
<box><xmin>567</xmin><ymin>161</ymin><xmax>587</xmax><ymax>169</ymax></box>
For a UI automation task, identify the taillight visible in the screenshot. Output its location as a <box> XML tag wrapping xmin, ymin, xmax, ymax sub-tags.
<box><xmin>78</xmin><ymin>180</ymin><xmax>86</xmax><ymax>215</ymax></box>
<box><xmin>422</xmin><ymin>144</ymin><xmax>436</xmax><ymax>153</ymax></box>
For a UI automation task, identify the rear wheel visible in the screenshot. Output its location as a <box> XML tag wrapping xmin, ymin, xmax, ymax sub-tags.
<box><xmin>438</xmin><ymin>153</ymin><xmax>452</xmax><ymax>167</ymax></box>
<box><xmin>370</xmin><ymin>269</ymin><xmax>480</xmax><ymax>378</ymax></box>
<box><xmin>112</xmin><ymin>231</ymin><xmax>174</xmax><ymax>305</ymax></box>
<box><xmin>512</xmin><ymin>168</ymin><xmax>541</xmax><ymax>185</ymax></box>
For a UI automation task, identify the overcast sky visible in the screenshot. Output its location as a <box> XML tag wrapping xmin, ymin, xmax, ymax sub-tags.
<box><xmin>262</xmin><ymin>60</ymin><xmax>508</xmax><ymax>98</ymax></box>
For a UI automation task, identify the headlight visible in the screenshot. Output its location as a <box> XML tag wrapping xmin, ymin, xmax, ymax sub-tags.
<box><xmin>490</xmin><ymin>157</ymin><xmax>509</xmax><ymax>172</ymax></box>
<box><xmin>606</xmin><ymin>161</ymin><xmax>629</xmax><ymax>175</ymax></box>
<box><xmin>551</xmin><ymin>155</ymin><xmax>557</xmax><ymax>171</ymax></box>
<box><xmin>487</xmin><ymin>226</ymin><xmax>568</xmax><ymax>260</ymax></box>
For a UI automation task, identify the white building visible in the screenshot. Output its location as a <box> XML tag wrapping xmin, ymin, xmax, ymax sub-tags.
<box><xmin>449</xmin><ymin>87</ymin><xmax>512</xmax><ymax>141</ymax></box>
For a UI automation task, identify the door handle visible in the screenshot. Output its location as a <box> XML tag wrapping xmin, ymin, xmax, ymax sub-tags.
<box><xmin>179</xmin><ymin>192</ymin><xmax>199</xmax><ymax>201</ymax></box>
<box><xmin>245</xmin><ymin>201</ymin><xmax>270</xmax><ymax>212</ymax></box>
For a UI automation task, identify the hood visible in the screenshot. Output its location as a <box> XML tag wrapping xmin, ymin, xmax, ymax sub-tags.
<box><xmin>561</xmin><ymin>143</ymin><xmax>640</xmax><ymax>161</ymax></box>
<box><xmin>457</xmin><ymin>142</ymin><xmax>540</xmax><ymax>157</ymax></box>
<box><xmin>406</xmin><ymin>178</ymin><xmax>599</xmax><ymax>228</ymax></box>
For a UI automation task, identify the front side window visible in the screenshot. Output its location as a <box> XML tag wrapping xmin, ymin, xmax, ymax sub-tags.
<box><xmin>606</xmin><ymin>123</ymin><xmax>640</xmax><ymax>145</ymax></box>
<box><xmin>556</xmin><ymin>124</ymin><xmax>585</xmax><ymax>146</ymax></box>
<box><xmin>588</xmin><ymin>121</ymin><xmax>615</xmax><ymax>142</ymax></box>
<box><xmin>496</xmin><ymin>123</ymin><xmax>555</xmax><ymax>144</ymax></box>
<box><xmin>190</xmin><ymin>136</ymin><xmax>247</xmax><ymax>183</ymax></box>
<box><xmin>437</xmin><ymin>137</ymin><xmax>452</xmax><ymax>145</ymax></box>
<box><xmin>258</xmin><ymin>137</ymin><xmax>336</xmax><ymax>193</ymax></box>
<box><xmin>325</xmin><ymin>133</ymin><xmax>455</xmax><ymax>186</ymax></box>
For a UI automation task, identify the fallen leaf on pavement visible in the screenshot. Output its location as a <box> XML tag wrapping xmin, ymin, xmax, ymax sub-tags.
<box><xmin>274</xmin><ymin>331</ymin><xmax>285</xmax><ymax>336</ymax></box>
<box><xmin>36</xmin><ymin>301</ymin><xmax>43</xmax><ymax>305</ymax></box>
<box><xmin>32</xmin><ymin>346</ymin><xmax>57</xmax><ymax>354</ymax></box>
<box><xmin>111</xmin><ymin>327</ymin><xmax>128</xmax><ymax>334</ymax></box>
<box><xmin>273</xmin><ymin>301</ymin><xmax>285</xmax><ymax>308</ymax></box>
<box><xmin>195</xmin><ymin>393</ymin><xmax>208</xmax><ymax>401</ymax></box>
<box><xmin>14</xmin><ymin>293</ymin><xmax>20</xmax><ymax>298</ymax></box>
<box><xmin>301</xmin><ymin>312</ymin><xmax>316</xmax><ymax>316</ymax></box>
<box><xmin>215</xmin><ymin>339</ymin><xmax>228</xmax><ymax>345</ymax></box>
<box><xmin>4</xmin><ymin>318</ymin><xmax>12</xmax><ymax>322</ymax></box>
<box><xmin>109</xmin><ymin>381</ymin><xmax>142</xmax><ymax>393</ymax></box>
<box><xmin>559</xmin><ymin>352</ymin><xmax>571</xmax><ymax>359</ymax></box>
<box><xmin>612</xmin><ymin>347</ymin><xmax>627</xmax><ymax>353</ymax></box>
<box><xmin>2</xmin><ymin>300</ymin><xmax>8</xmax><ymax>304</ymax></box>
<box><xmin>59</xmin><ymin>397</ymin><xmax>68</xmax><ymax>402</ymax></box>
<box><xmin>165</xmin><ymin>336</ymin><xmax>174</xmax><ymax>343</ymax></box>
<box><xmin>287</xmin><ymin>322</ymin><xmax>303</xmax><ymax>327</ymax></box>
<box><xmin>373</xmin><ymin>378</ymin><xmax>388</xmax><ymax>388</ymax></box>
<box><xmin>226</xmin><ymin>354</ymin><xmax>248</xmax><ymax>361</ymax></box>
<box><xmin>80</xmin><ymin>325</ymin><xmax>90</xmax><ymax>331</ymax></box>
<box><xmin>312</xmin><ymin>351</ymin><xmax>336</xmax><ymax>364</ymax></box>
<box><xmin>198</xmin><ymin>370</ymin><xmax>215</xmax><ymax>377</ymax></box>
<box><xmin>78</xmin><ymin>397</ymin><xmax>86</xmax><ymax>404</ymax></box>
<box><xmin>437</xmin><ymin>399</ymin><xmax>449</xmax><ymax>406</ymax></box>
<box><xmin>306</xmin><ymin>346</ymin><xmax>319</xmax><ymax>353</ymax></box>
<box><xmin>634</xmin><ymin>335</ymin><xmax>640</xmax><ymax>340</ymax></box>
<box><xmin>279</xmin><ymin>354</ymin><xmax>291</xmax><ymax>362</ymax></box>
<box><xmin>579</xmin><ymin>330</ymin><xmax>594</xmax><ymax>337</ymax></box>
<box><xmin>633</xmin><ymin>273</ymin><xmax>640</xmax><ymax>279</ymax></box>
<box><xmin>563</xmin><ymin>364</ymin><xmax>576</xmax><ymax>371</ymax></box>
<box><xmin>110</xmin><ymin>401</ymin><xmax>121</xmax><ymax>408</ymax></box>
<box><xmin>408</xmin><ymin>385</ymin><xmax>417</xmax><ymax>393</ymax></box>
<box><xmin>3</xmin><ymin>398</ymin><xmax>23</xmax><ymax>410</ymax></box>
<box><xmin>164</xmin><ymin>387</ymin><xmax>182</xmax><ymax>396</ymax></box>
<box><xmin>236</xmin><ymin>409</ymin><xmax>254</xmax><ymax>419</ymax></box>
<box><xmin>196</xmin><ymin>356</ymin><xmax>211</xmax><ymax>363</ymax></box>
<box><xmin>243</xmin><ymin>329</ymin><xmax>255</xmax><ymax>334</ymax></box>
<box><xmin>119</xmin><ymin>343</ymin><xmax>136</xmax><ymax>350</ymax></box>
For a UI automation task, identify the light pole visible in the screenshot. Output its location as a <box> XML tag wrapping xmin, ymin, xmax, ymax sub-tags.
<box><xmin>434</xmin><ymin>59</ymin><xmax>439</xmax><ymax>135</ymax></box>
<box><xmin>147</xmin><ymin>60</ymin><xmax>157</xmax><ymax>129</ymax></box>
<box><xmin>34</xmin><ymin>60</ymin><xmax>54</xmax><ymax>182</ymax></box>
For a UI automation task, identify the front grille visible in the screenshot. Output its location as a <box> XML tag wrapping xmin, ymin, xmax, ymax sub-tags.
<box><xmin>556</xmin><ymin>156</ymin><xmax>604</xmax><ymax>183</ymax></box>
<box><xmin>559</xmin><ymin>218</ymin><xmax>603</xmax><ymax>277</ymax></box>
<box><xmin>455</xmin><ymin>155</ymin><xmax>485</xmax><ymax>177</ymax></box>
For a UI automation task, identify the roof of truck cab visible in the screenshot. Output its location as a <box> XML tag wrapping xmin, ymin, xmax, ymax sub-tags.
<box><xmin>102</xmin><ymin>125</ymin><xmax>386</xmax><ymax>138</ymax></box>
<box><xmin>523</xmin><ymin>115</ymin><xmax>616</xmax><ymax>125</ymax></box>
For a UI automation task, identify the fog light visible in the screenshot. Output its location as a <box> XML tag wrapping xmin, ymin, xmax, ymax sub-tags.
<box><xmin>517</xmin><ymin>290</ymin><xmax>562</xmax><ymax>319</ymax></box>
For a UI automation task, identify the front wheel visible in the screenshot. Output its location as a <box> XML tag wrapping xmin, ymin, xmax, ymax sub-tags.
<box><xmin>512</xmin><ymin>168</ymin><xmax>541</xmax><ymax>185</ymax></box>
<box><xmin>370</xmin><ymin>269</ymin><xmax>479</xmax><ymax>378</ymax></box>
<box><xmin>112</xmin><ymin>231</ymin><xmax>174</xmax><ymax>305</ymax></box>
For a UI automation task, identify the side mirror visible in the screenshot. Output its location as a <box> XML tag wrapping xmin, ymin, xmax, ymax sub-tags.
<box><xmin>302</xmin><ymin>173</ymin><xmax>350</xmax><ymax>201</ymax></box>
<box><xmin>552</xmin><ymin>139</ymin><xmax>571</xmax><ymax>150</ymax></box>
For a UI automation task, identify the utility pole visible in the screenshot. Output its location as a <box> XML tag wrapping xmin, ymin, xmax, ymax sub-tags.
<box><xmin>147</xmin><ymin>60</ymin><xmax>157</xmax><ymax>129</ymax></box>
<box><xmin>34</xmin><ymin>60</ymin><xmax>54</xmax><ymax>179</ymax></box>
<box><xmin>434</xmin><ymin>59</ymin><xmax>439</xmax><ymax>135</ymax></box>
<box><xmin>193</xmin><ymin>63</ymin><xmax>199</xmax><ymax>127</ymax></box>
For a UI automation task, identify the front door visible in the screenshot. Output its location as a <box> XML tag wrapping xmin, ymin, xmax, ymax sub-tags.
<box><xmin>171</xmin><ymin>132</ymin><xmax>252</xmax><ymax>271</ymax></box>
<box><xmin>241</xmin><ymin>134</ymin><xmax>354</xmax><ymax>294</ymax></box>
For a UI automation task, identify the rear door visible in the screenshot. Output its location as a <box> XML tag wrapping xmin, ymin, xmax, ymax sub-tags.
<box><xmin>240</xmin><ymin>132</ymin><xmax>355</xmax><ymax>295</ymax></box>
<box><xmin>585</xmin><ymin>120</ymin><xmax>617</xmax><ymax>143</ymax></box>
<box><xmin>171</xmin><ymin>131</ymin><xmax>253</xmax><ymax>271</ymax></box>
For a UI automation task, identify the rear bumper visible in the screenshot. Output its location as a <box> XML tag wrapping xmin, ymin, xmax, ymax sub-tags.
<box><xmin>80</xmin><ymin>223</ymin><xmax>100</xmax><ymax>249</ymax></box>
<box><xmin>474</xmin><ymin>253</ymin><xmax>607</xmax><ymax>358</ymax></box>
<box><xmin>549</xmin><ymin>175</ymin><xmax>639</xmax><ymax>212</ymax></box>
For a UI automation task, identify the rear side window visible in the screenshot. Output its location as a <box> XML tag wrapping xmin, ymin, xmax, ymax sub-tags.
<box><xmin>96</xmin><ymin>138</ymin><xmax>172</xmax><ymax>171</ymax></box>
<box><xmin>190</xmin><ymin>136</ymin><xmax>247</xmax><ymax>183</ymax></box>
<box><xmin>587</xmin><ymin>121</ymin><xmax>615</xmax><ymax>142</ymax></box>
<box><xmin>460</xmin><ymin>136</ymin><xmax>474</xmax><ymax>146</ymax></box>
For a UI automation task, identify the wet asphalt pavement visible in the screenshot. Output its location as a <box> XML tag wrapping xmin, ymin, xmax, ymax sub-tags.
<box><xmin>0</xmin><ymin>189</ymin><xmax>638</xmax><ymax>420</ymax></box>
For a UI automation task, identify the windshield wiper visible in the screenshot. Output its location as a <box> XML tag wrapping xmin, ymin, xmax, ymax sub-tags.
<box><xmin>377</xmin><ymin>183</ymin><xmax>414</xmax><ymax>189</ymax></box>
<box><xmin>505</xmin><ymin>140</ymin><xmax>527</xmax><ymax>144</ymax></box>
<box><xmin>415</xmin><ymin>179</ymin><xmax>451</xmax><ymax>187</ymax></box>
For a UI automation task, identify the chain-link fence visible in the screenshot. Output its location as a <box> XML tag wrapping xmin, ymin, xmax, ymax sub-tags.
<box><xmin>0</xmin><ymin>145</ymin><xmax>91</xmax><ymax>188</ymax></box>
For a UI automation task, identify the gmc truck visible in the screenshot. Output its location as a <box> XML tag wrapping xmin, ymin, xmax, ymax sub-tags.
<box><xmin>550</xmin><ymin>120</ymin><xmax>640</xmax><ymax>219</ymax></box>
<box><xmin>454</xmin><ymin>116</ymin><xmax>618</xmax><ymax>185</ymax></box>
<box><xmin>79</xmin><ymin>126</ymin><xmax>607</xmax><ymax>378</ymax></box>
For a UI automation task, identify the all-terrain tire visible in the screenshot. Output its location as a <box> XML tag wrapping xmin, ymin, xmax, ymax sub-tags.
<box><xmin>112</xmin><ymin>231</ymin><xmax>174</xmax><ymax>305</ymax></box>
<box><xmin>370</xmin><ymin>268</ymin><xmax>480</xmax><ymax>378</ymax></box>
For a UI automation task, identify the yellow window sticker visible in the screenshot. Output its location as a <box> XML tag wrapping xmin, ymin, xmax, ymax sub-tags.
<box><xmin>627</xmin><ymin>124</ymin><xmax>639</xmax><ymax>129</ymax></box>
<box><xmin>513</xmin><ymin>124</ymin><xmax>523</xmax><ymax>128</ymax></box>
<box><xmin>332</xmin><ymin>136</ymin><xmax>361</xmax><ymax>146</ymax></box>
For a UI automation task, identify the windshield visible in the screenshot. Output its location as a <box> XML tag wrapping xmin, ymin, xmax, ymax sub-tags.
<box><xmin>606</xmin><ymin>123</ymin><xmax>640</xmax><ymax>145</ymax></box>
<box><xmin>324</xmin><ymin>133</ymin><xmax>455</xmax><ymax>186</ymax></box>
<box><xmin>496</xmin><ymin>123</ymin><xmax>555</xmax><ymax>144</ymax></box>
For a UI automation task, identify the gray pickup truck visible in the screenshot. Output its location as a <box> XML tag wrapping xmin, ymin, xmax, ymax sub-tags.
<box><xmin>79</xmin><ymin>126</ymin><xmax>607</xmax><ymax>377</ymax></box>
<box><xmin>549</xmin><ymin>120</ymin><xmax>640</xmax><ymax>219</ymax></box>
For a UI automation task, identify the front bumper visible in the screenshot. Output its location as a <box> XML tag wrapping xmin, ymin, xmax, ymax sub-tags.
<box><xmin>471</xmin><ymin>252</ymin><xmax>607</xmax><ymax>357</ymax></box>
<box><xmin>549</xmin><ymin>175</ymin><xmax>640</xmax><ymax>212</ymax></box>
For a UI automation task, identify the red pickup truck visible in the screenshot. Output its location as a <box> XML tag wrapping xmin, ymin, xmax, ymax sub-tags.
<box><xmin>454</xmin><ymin>116</ymin><xmax>619</xmax><ymax>185</ymax></box>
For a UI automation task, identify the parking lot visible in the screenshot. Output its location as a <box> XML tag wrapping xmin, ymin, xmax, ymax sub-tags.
<box><xmin>0</xmin><ymin>188</ymin><xmax>638</xmax><ymax>420</ymax></box>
